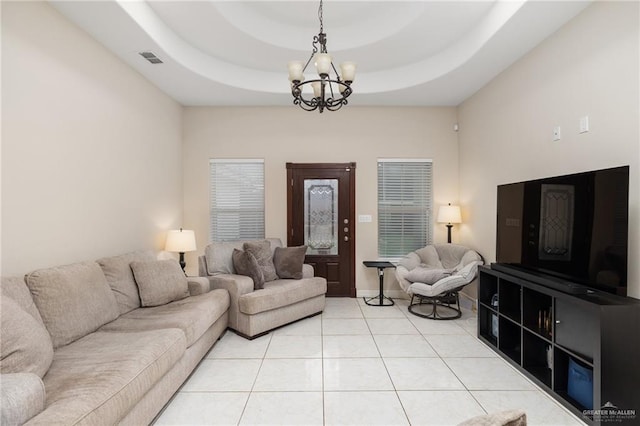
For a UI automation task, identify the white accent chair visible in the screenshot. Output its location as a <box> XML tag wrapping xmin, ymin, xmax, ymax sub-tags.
<box><xmin>395</xmin><ymin>244</ymin><xmax>483</xmax><ymax>319</ymax></box>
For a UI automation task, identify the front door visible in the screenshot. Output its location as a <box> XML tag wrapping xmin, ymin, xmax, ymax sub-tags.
<box><xmin>287</xmin><ymin>163</ymin><xmax>355</xmax><ymax>297</ymax></box>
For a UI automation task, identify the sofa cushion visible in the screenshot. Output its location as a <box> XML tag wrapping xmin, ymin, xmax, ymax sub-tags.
<box><xmin>232</xmin><ymin>249</ymin><xmax>265</xmax><ymax>290</ymax></box>
<box><xmin>25</xmin><ymin>261</ymin><xmax>120</xmax><ymax>349</ymax></box>
<box><xmin>130</xmin><ymin>259</ymin><xmax>189</xmax><ymax>307</ymax></box>
<box><xmin>1</xmin><ymin>296</ymin><xmax>54</xmax><ymax>377</ymax></box>
<box><xmin>273</xmin><ymin>246</ymin><xmax>307</xmax><ymax>280</ymax></box>
<box><xmin>32</xmin><ymin>329</ymin><xmax>185</xmax><ymax>426</ymax></box>
<box><xmin>100</xmin><ymin>289</ymin><xmax>230</xmax><ymax>347</ymax></box>
<box><xmin>0</xmin><ymin>276</ymin><xmax>45</xmax><ymax>325</ymax></box>
<box><xmin>405</xmin><ymin>267</ymin><xmax>452</xmax><ymax>284</ymax></box>
<box><xmin>204</xmin><ymin>238</ymin><xmax>282</xmax><ymax>276</ymax></box>
<box><xmin>243</xmin><ymin>241</ymin><xmax>278</xmax><ymax>282</ymax></box>
<box><xmin>96</xmin><ymin>251</ymin><xmax>155</xmax><ymax>315</ymax></box>
<box><xmin>238</xmin><ymin>277</ymin><xmax>327</xmax><ymax>315</ymax></box>
<box><xmin>0</xmin><ymin>373</ymin><xmax>45</xmax><ymax>426</ymax></box>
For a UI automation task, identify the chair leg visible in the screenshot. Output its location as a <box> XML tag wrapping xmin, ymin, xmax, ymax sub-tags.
<box><xmin>408</xmin><ymin>291</ymin><xmax>462</xmax><ymax>320</ymax></box>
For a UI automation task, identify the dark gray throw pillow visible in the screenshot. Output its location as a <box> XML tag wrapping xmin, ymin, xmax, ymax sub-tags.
<box><xmin>273</xmin><ymin>245</ymin><xmax>308</xmax><ymax>279</ymax></box>
<box><xmin>243</xmin><ymin>240</ymin><xmax>278</xmax><ymax>282</ymax></box>
<box><xmin>232</xmin><ymin>249</ymin><xmax>265</xmax><ymax>290</ymax></box>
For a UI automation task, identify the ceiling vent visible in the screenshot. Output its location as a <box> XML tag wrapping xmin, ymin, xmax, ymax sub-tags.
<box><xmin>139</xmin><ymin>51</ymin><xmax>163</xmax><ymax>64</ymax></box>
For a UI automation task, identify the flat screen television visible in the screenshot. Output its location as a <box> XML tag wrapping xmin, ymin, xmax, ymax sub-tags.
<box><xmin>495</xmin><ymin>166</ymin><xmax>629</xmax><ymax>296</ymax></box>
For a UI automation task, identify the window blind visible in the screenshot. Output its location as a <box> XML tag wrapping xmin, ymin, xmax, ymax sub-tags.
<box><xmin>377</xmin><ymin>159</ymin><xmax>433</xmax><ymax>258</ymax></box>
<box><xmin>210</xmin><ymin>159</ymin><xmax>265</xmax><ymax>242</ymax></box>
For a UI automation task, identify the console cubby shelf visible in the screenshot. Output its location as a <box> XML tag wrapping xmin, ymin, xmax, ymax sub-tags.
<box><xmin>478</xmin><ymin>266</ymin><xmax>640</xmax><ymax>426</ymax></box>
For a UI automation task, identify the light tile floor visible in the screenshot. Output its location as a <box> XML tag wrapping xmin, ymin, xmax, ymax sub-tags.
<box><xmin>155</xmin><ymin>298</ymin><xmax>585</xmax><ymax>426</ymax></box>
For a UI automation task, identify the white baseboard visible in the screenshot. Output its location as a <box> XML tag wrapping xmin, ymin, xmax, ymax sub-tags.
<box><xmin>459</xmin><ymin>292</ymin><xmax>477</xmax><ymax>311</ymax></box>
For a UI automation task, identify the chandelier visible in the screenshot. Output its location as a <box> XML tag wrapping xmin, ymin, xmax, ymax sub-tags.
<box><xmin>287</xmin><ymin>0</ymin><xmax>356</xmax><ymax>113</ymax></box>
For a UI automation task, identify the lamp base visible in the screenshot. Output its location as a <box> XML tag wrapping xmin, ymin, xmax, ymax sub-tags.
<box><xmin>446</xmin><ymin>224</ymin><xmax>453</xmax><ymax>244</ymax></box>
<box><xmin>178</xmin><ymin>252</ymin><xmax>186</xmax><ymax>275</ymax></box>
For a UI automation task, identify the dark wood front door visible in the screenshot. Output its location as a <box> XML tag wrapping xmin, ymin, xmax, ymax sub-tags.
<box><xmin>287</xmin><ymin>163</ymin><xmax>356</xmax><ymax>297</ymax></box>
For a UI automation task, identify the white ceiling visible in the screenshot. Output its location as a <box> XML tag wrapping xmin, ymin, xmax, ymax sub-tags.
<box><xmin>51</xmin><ymin>0</ymin><xmax>591</xmax><ymax>107</ymax></box>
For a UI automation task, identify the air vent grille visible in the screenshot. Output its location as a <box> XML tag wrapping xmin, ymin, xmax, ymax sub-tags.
<box><xmin>139</xmin><ymin>51</ymin><xmax>163</xmax><ymax>64</ymax></box>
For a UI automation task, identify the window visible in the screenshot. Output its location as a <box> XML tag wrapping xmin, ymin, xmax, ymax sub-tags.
<box><xmin>377</xmin><ymin>159</ymin><xmax>433</xmax><ymax>258</ymax></box>
<box><xmin>210</xmin><ymin>159</ymin><xmax>264</xmax><ymax>242</ymax></box>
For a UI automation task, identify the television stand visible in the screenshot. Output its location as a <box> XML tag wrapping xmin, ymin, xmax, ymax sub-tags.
<box><xmin>490</xmin><ymin>263</ymin><xmax>589</xmax><ymax>295</ymax></box>
<box><xmin>478</xmin><ymin>265</ymin><xmax>640</xmax><ymax>425</ymax></box>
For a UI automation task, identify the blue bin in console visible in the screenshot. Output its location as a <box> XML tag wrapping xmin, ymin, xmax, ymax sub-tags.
<box><xmin>567</xmin><ymin>358</ymin><xmax>593</xmax><ymax>409</ymax></box>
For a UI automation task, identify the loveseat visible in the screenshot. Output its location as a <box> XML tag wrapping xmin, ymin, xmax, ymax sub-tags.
<box><xmin>0</xmin><ymin>251</ymin><xmax>230</xmax><ymax>425</ymax></box>
<box><xmin>199</xmin><ymin>238</ymin><xmax>327</xmax><ymax>339</ymax></box>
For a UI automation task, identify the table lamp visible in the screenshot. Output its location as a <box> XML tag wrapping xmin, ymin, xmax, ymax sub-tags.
<box><xmin>437</xmin><ymin>204</ymin><xmax>462</xmax><ymax>244</ymax></box>
<box><xmin>165</xmin><ymin>228</ymin><xmax>196</xmax><ymax>274</ymax></box>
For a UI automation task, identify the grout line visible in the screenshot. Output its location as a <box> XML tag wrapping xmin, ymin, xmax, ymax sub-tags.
<box><xmin>165</xmin><ymin>301</ymin><xmax>585</xmax><ymax>425</ymax></box>
<box><xmin>236</xmin><ymin>333</ymin><xmax>273</xmax><ymax>424</ymax></box>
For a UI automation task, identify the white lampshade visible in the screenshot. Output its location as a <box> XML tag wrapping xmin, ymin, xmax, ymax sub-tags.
<box><xmin>287</xmin><ymin>60</ymin><xmax>304</xmax><ymax>82</ymax></box>
<box><xmin>340</xmin><ymin>62</ymin><xmax>356</xmax><ymax>82</ymax></box>
<box><xmin>311</xmin><ymin>81</ymin><xmax>322</xmax><ymax>98</ymax></box>
<box><xmin>165</xmin><ymin>229</ymin><xmax>196</xmax><ymax>252</ymax></box>
<box><xmin>314</xmin><ymin>53</ymin><xmax>332</xmax><ymax>75</ymax></box>
<box><xmin>437</xmin><ymin>204</ymin><xmax>462</xmax><ymax>224</ymax></box>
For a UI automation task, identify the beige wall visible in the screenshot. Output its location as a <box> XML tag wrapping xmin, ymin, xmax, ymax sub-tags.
<box><xmin>182</xmin><ymin>107</ymin><xmax>459</xmax><ymax>294</ymax></box>
<box><xmin>1</xmin><ymin>2</ymin><xmax>183</xmax><ymax>275</ymax></box>
<box><xmin>458</xmin><ymin>1</ymin><xmax>640</xmax><ymax>298</ymax></box>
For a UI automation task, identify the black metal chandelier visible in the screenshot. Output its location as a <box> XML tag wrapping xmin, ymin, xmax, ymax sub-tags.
<box><xmin>287</xmin><ymin>0</ymin><xmax>356</xmax><ymax>113</ymax></box>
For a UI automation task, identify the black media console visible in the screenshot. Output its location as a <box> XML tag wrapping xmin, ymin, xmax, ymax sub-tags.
<box><xmin>478</xmin><ymin>265</ymin><xmax>640</xmax><ymax>425</ymax></box>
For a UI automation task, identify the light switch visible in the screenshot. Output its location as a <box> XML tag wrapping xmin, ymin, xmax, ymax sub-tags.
<box><xmin>358</xmin><ymin>214</ymin><xmax>372</xmax><ymax>223</ymax></box>
<box><xmin>553</xmin><ymin>126</ymin><xmax>561</xmax><ymax>141</ymax></box>
<box><xmin>580</xmin><ymin>116</ymin><xmax>590</xmax><ymax>133</ymax></box>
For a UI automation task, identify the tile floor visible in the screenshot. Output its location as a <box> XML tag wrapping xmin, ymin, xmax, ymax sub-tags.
<box><xmin>155</xmin><ymin>298</ymin><xmax>585</xmax><ymax>426</ymax></box>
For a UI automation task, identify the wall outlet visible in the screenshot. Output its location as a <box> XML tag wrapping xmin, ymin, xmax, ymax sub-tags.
<box><xmin>553</xmin><ymin>126</ymin><xmax>561</xmax><ymax>141</ymax></box>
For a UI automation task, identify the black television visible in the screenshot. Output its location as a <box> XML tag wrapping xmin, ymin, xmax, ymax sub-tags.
<box><xmin>494</xmin><ymin>166</ymin><xmax>629</xmax><ymax>296</ymax></box>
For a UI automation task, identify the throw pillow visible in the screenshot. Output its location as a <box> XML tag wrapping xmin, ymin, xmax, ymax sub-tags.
<box><xmin>273</xmin><ymin>245</ymin><xmax>307</xmax><ymax>279</ymax></box>
<box><xmin>130</xmin><ymin>259</ymin><xmax>189</xmax><ymax>307</ymax></box>
<box><xmin>232</xmin><ymin>249</ymin><xmax>265</xmax><ymax>290</ymax></box>
<box><xmin>243</xmin><ymin>240</ymin><xmax>278</xmax><ymax>282</ymax></box>
<box><xmin>405</xmin><ymin>267</ymin><xmax>452</xmax><ymax>284</ymax></box>
<box><xmin>1</xmin><ymin>296</ymin><xmax>54</xmax><ymax>377</ymax></box>
<box><xmin>97</xmin><ymin>250</ymin><xmax>155</xmax><ymax>315</ymax></box>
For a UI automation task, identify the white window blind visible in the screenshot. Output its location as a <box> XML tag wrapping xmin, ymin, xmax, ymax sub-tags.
<box><xmin>210</xmin><ymin>159</ymin><xmax>265</xmax><ymax>242</ymax></box>
<box><xmin>377</xmin><ymin>159</ymin><xmax>433</xmax><ymax>258</ymax></box>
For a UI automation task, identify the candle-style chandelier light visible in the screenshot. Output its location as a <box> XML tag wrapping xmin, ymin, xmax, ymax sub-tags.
<box><xmin>287</xmin><ymin>0</ymin><xmax>356</xmax><ymax>113</ymax></box>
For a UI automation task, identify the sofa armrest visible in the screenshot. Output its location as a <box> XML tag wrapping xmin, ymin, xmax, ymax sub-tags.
<box><xmin>1</xmin><ymin>373</ymin><xmax>45</xmax><ymax>425</ymax></box>
<box><xmin>187</xmin><ymin>277</ymin><xmax>210</xmax><ymax>296</ymax></box>
<box><xmin>302</xmin><ymin>264</ymin><xmax>314</xmax><ymax>279</ymax></box>
<box><xmin>198</xmin><ymin>255</ymin><xmax>208</xmax><ymax>276</ymax></box>
<box><xmin>205</xmin><ymin>274</ymin><xmax>254</xmax><ymax>330</ymax></box>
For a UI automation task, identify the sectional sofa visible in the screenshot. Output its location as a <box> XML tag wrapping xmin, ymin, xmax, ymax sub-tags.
<box><xmin>0</xmin><ymin>251</ymin><xmax>230</xmax><ymax>425</ymax></box>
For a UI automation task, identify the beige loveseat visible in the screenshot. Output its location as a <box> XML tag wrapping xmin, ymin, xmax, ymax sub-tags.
<box><xmin>0</xmin><ymin>251</ymin><xmax>230</xmax><ymax>425</ymax></box>
<box><xmin>199</xmin><ymin>238</ymin><xmax>327</xmax><ymax>339</ymax></box>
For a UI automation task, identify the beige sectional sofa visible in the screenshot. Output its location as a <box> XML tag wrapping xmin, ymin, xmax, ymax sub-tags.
<box><xmin>0</xmin><ymin>251</ymin><xmax>230</xmax><ymax>426</ymax></box>
<box><xmin>199</xmin><ymin>238</ymin><xmax>327</xmax><ymax>339</ymax></box>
